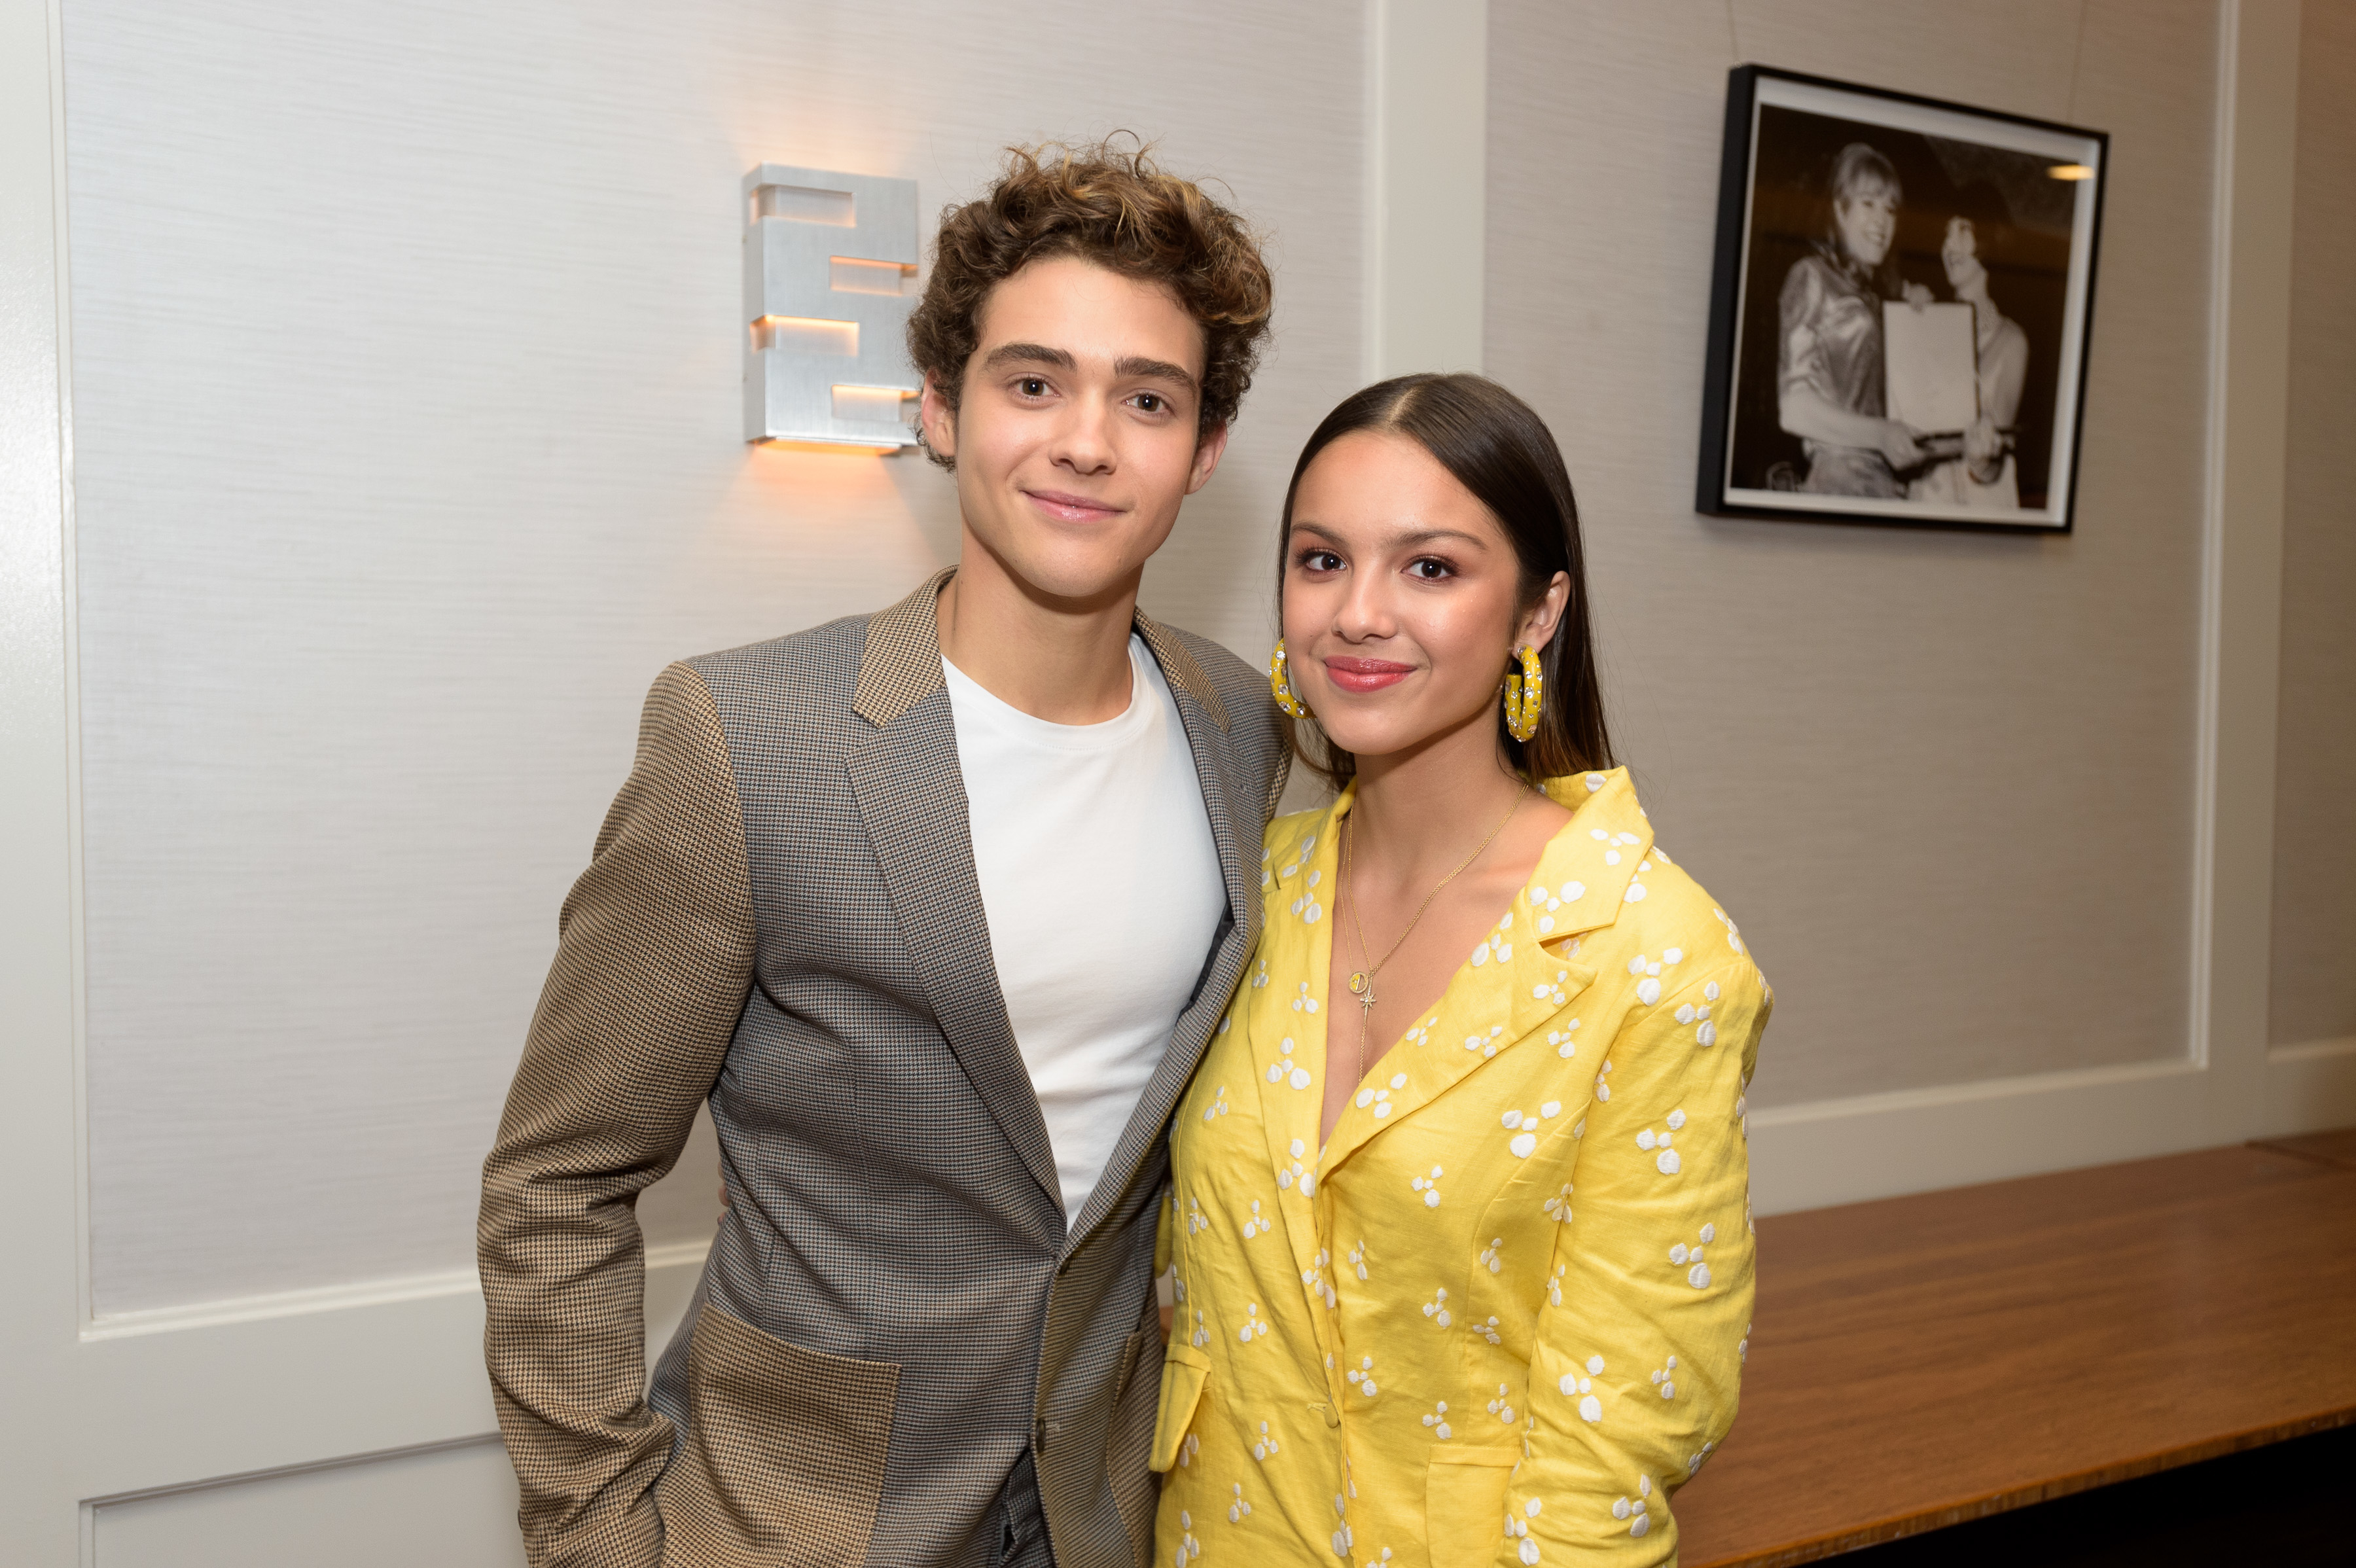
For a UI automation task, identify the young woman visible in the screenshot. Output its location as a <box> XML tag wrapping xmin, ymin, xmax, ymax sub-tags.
<box><xmin>1776</xmin><ymin>141</ymin><xmax>1927</xmax><ymax>497</ymax></box>
<box><xmin>1908</xmin><ymin>192</ymin><xmax>2031</xmax><ymax>509</ymax></box>
<box><xmin>1151</xmin><ymin>375</ymin><xmax>1770</xmax><ymax>1568</ymax></box>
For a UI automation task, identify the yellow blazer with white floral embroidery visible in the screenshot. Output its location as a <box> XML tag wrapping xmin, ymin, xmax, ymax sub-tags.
<box><xmin>1151</xmin><ymin>768</ymin><xmax>1770</xmax><ymax>1568</ymax></box>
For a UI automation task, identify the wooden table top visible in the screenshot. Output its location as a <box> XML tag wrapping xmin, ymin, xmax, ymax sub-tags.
<box><xmin>1673</xmin><ymin>1139</ymin><xmax>2356</xmax><ymax>1567</ymax></box>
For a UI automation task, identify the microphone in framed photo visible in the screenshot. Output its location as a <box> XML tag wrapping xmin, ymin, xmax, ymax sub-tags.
<box><xmin>1882</xmin><ymin>300</ymin><xmax>1978</xmax><ymax>438</ymax></box>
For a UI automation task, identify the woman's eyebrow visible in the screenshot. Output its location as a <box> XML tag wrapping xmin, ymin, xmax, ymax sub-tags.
<box><xmin>1291</xmin><ymin>520</ymin><xmax>1490</xmax><ymax>550</ymax></box>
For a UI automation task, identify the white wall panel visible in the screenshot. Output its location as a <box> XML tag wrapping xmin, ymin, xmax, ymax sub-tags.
<box><xmin>1484</xmin><ymin>0</ymin><xmax>2219</xmax><ymax>1105</ymax></box>
<box><xmin>64</xmin><ymin>0</ymin><xmax>1365</xmax><ymax>1314</ymax></box>
<box><xmin>93</xmin><ymin>1442</ymin><xmax>524</xmax><ymax>1568</ymax></box>
<box><xmin>2267</xmin><ymin>1</ymin><xmax>2356</xmax><ymax>1050</ymax></box>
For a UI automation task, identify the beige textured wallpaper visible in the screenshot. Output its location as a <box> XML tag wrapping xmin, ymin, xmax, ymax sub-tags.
<box><xmin>2268</xmin><ymin>3</ymin><xmax>2356</xmax><ymax>1050</ymax></box>
<box><xmin>1486</xmin><ymin>0</ymin><xmax>2218</xmax><ymax>1105</ymax></box>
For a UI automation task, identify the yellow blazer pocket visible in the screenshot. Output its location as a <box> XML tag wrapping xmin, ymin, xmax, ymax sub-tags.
<box><xmin>1425</xmin><ymin>1447</ymin><xmax>1520</xmax><ymax>1568</ymax></box>
<box><xmin>656</xmin><ymin>1304</ymin><xmax>899</xmax><ymax>1568</ymax></box>
<box><xmin>1149</xmin><ymin>1343</ymin><xmax>1212</xmax><ymax>1474</ymax></box>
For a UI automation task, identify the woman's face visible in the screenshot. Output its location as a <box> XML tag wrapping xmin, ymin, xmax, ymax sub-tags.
<box><xmin>1281</xmin><ymin>431</ymin><xmax>1564</xmax><ymax>766</ymax></box>
<box><xmin>1834</xmin><ymin>180</ymin><xmax>1898</xmax><ymax>268</ymax></box>
<box><xmin>1941</xmin><ymin>216</ymin><xmax>1988</xmax><ymax>292</ymax></box>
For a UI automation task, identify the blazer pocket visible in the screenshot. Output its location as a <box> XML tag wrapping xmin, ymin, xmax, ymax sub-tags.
<box><xmin>1425</xmin><ymin>1447</ymin><xmax>1520</xmax><ymax>1568</ymax></box>
<box><xmin>657</xmin><ymin>1303</ymin><xmax>900</xmax><ymax>1568</ymax></box>
<box><xmin>1149</xmin><ymin>1343</ymin><xmax>1212</xmax><ymax>1474</ymax></box>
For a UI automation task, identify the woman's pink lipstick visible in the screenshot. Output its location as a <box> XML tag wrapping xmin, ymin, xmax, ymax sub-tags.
<box><xmin>1323</xmin><ymin>656</ymin><xmax>1416</xmax><ymax>693</ymax></box>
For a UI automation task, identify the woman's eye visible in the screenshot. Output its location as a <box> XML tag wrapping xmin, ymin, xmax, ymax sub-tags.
<box><xmin>1018</xmin><ymin>377</ymin><xmax>1048</xmax><ymax>397</ymax></box>
<box><xmin>1298</xmin><ymin>549</ymin><xmax>1342</xmax><ymax>573</ymax></box>
<box><xmin>1406</xmin><ymin>557</ymin><xmax>1454</xmax><ymax>580</ymax></box>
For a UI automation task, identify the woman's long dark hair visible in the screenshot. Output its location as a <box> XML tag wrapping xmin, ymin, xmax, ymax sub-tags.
<box><xmin>1277</xmin><ymin>373</ymin><xmax>1613</xmax><ymax>791</ymax></box>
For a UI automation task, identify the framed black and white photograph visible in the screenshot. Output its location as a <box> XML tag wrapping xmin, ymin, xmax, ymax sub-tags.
<box><xmin>1696</xmin><ymin>67</ymin><xmax>2109</xmax><ymax>531</ymax></box>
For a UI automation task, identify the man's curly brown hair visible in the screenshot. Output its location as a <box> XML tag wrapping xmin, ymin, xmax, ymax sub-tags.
<box><xmin>906</xmin><ymin>137</ymin><xmax>1274</xmax><ymax>468</ymax></box>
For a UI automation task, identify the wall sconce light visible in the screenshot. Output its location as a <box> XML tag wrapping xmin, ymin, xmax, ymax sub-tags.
<box><xmin>743</xmin><ymin>164</ymin><xmax>921</xmax><ymax>452</ymax></box>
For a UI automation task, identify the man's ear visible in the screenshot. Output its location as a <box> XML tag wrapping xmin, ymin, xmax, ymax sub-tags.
<box><xmin>919</xmin><ymin>372</ymin><xmax>958</xmax><ymax>461</ymax></box>
<box><xmin>1185</xmin><ymin>421</ymin><xmax>1231</xmax><ymax>495</ymax></box>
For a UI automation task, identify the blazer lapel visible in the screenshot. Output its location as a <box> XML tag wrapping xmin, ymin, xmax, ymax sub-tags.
<box><xmin>846</xmin><ymin>573</ymin><xmax>1062</xmax><ymax>1212</ymax></box>
<box><xmin>1065</xmin><ymin>612</ymin><xmax>1258</xmax><ymax>1253</ymax></box>
<box><xmin>1314</xmin><ymin>770</ymin><xmax>1650</xmax><ymax>1183</ymax></box>
<box><xmin>1250</xmin><ymin>805</ymin><xmax>1344</xmax><ymax>1338</ymax></box>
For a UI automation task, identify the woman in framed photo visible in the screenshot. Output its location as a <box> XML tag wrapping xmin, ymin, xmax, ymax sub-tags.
<box><xmin>1908</xmin><ymin>185</ymin><xmax>2031</xmax><ymax>509</ymax></box>
<box><xmin>1152</xmin><ymin>374</ymin><xmax>1771</xmax><ymax>1567</ymax></box>
<box><xmin>1773</xmin><ymin>141</ymin><xmax>1929</xmax><ymax>497</ymax></box>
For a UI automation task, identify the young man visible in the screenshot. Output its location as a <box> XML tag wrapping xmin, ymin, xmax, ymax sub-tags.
<box><xmin>478</xmin><ymin>142</ymin><xmax>1287</xmax><ymax>1568</ymax></box>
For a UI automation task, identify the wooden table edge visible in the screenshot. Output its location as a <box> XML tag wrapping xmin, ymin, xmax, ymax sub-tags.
<box><xmin>1683</xmin><ymin>1404</ymin><xmax>2356</xmax><ymax>1568</ymax></box>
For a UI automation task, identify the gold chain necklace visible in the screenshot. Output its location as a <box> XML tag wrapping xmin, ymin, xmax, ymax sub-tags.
<box><xmin>1341</xmin><ymin>785</ymin><xmax>1527</xmax><ymax>1086</ymax></box>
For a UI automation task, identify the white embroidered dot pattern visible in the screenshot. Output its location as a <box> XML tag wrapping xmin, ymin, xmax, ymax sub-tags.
<box><xmin>1669</xmin><ymin>1221</ymin><xmax>1718</xmax><ymax>1288</ymax></box>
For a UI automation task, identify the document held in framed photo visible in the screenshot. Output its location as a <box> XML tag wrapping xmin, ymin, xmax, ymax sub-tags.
<box><xmin>1883</xmin><ymin>300</ymin><xmax>1978</xmax><ymax>435</ymax></box>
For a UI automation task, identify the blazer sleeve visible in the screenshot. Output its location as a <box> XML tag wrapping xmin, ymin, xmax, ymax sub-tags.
<box><xmin>1501</xmin><ymin>953</ymin><xmax>1770</xmax><ymax>1566</ymax></box>
<box><xmin>477</xmin><ymin>662</ymin><xmax>758</xmax><ymax>1568</ymax></box>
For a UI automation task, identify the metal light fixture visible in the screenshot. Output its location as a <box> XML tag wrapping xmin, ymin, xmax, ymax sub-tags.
<box><xmin>742</xmin><ymin>164</ymin><xmax>921</xmax><ymax>452</ymax></box>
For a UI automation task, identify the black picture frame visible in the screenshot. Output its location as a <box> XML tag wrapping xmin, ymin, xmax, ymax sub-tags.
<box><xmin>1696</xmin><ymin>66</ymin><xmax>2109</xmax><ymax>531</ymax></box>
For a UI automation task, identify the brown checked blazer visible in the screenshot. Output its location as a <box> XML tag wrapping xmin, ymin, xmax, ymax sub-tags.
<box><xmin>479</xmin><ymin>569</ymin><xmax>1289</xmax><ymax>1568</ymax></box>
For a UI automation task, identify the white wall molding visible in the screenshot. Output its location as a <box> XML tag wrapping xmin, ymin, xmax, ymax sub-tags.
<box><xmin>84</xmin><ymin>1241</ymin><xmax>711</xmax><ymax>1343</ymax></box>
<box><xmin>1365</xmin><ymin>0</ymin><xmax>1488</xmax><ymax>379</ymax></box>
<box><xmin>2265</xmin><ymin>1042</ymin><xmax>2356</xmax><ymax>1135</ymax></box>
<box><xmin>84</xmin><ymin>1433</ymin><xmax>504</xmax><ymax>1510</ymax></box>
<box><xmin>60</xmin><ymin>1246</ymin><xmax>708</xmax><ymax>1504</ymax></box>
<box><xmin>1750</xmin><ymin>1061</ymin><xmax>2219</xmax><ymax>1215</ymax></box>
<box><xmin>1</xmin><ymin>0</ymin><xmax>87</xmax><ymax>1554</ymax></box>
<box><xmin>2270</xmin><ymin>1034</ymin><xmax>2356</xmax><ymax>1064</ymax></box>
<box><xmin>1750</xmin><ymin>1054</ymin><xmax>2200</xmax><ymax>1133</ymax></box>
<box><xmin>2191</xmin><ymin>0</ymin><xmax>2301</xmax><ymax>1138</ymax></box>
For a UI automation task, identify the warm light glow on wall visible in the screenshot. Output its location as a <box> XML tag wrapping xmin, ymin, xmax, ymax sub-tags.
<box><xmin>752</xmin><ymin>316</ymin><xmax>859</xmax><ymax>355</ymax></box>
<box><xmin>2047</xmin><ymin>163</ymin><xmax>2094</xmax><ymax>181</ymax></box>
<box><xmin>743</xmin><ymin>164</ymin><xmax>921</xmax><ymax>452</ymax></box>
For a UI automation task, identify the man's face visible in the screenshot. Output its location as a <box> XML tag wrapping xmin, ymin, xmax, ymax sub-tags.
<box><xmin>920</xmin><ymin>255</ymin><xmax>1226</xmax><ymax>607</ymax></box>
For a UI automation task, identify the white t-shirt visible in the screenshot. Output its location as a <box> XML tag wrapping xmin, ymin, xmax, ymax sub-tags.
<box><xmin>944</xmin><ymin>635</ymin><xmax>1227</xmax><ymax>1219</ymax></box>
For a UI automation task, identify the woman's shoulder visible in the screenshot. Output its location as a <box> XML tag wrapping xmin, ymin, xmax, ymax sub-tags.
<box><xmin>1780</xmin><ymin>249</ymin><xmax>1842</xmax><ymax>303</ymax></box>
<box><xmin>1989</xmin><ymin>313</ymin><xmax>2030</xmax><ymax>365</ymax></box>
<box><xmin>1602</xmin><ymin>844</ymin><xmax>1763</xmax><ymax>986</ymax></box>
<box><xmin>1538</xmin><ymin>770</ymin><xmax>1766</xmax><ymax>993</ymax></box>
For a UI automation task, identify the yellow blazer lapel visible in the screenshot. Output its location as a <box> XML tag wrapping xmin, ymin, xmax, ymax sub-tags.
<box><xmin>1316</xmin><ymin>769</ymin><xmax>1652</xmax><ymax>1179</ymax></box>
<box><xmin>1249</xmin><ymin>804</ymin><xmax>1347</xmax><ymax>1350</ymax></box>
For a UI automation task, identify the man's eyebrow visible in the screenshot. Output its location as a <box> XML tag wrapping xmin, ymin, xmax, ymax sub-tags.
<box><xmin>1114</xmin><ymin>355</ymin><xmax>1199</xmax><ymax>393</ymax></box>
<box><xmin>981</xmin><ymin>342</ymin><xmax>1078</xmax><ymax>372</ymax></box>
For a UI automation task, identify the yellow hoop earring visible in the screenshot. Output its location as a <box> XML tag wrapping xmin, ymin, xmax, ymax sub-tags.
<box><xmin>1268</xmin><ymin>639</ymin><xmax>1308</xmax><ymax>718</ymax></box>
<box><xmin>1503</xmin><ymin>645</ymin><xmax>1544</xmax><ymax>742</ymax></box>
